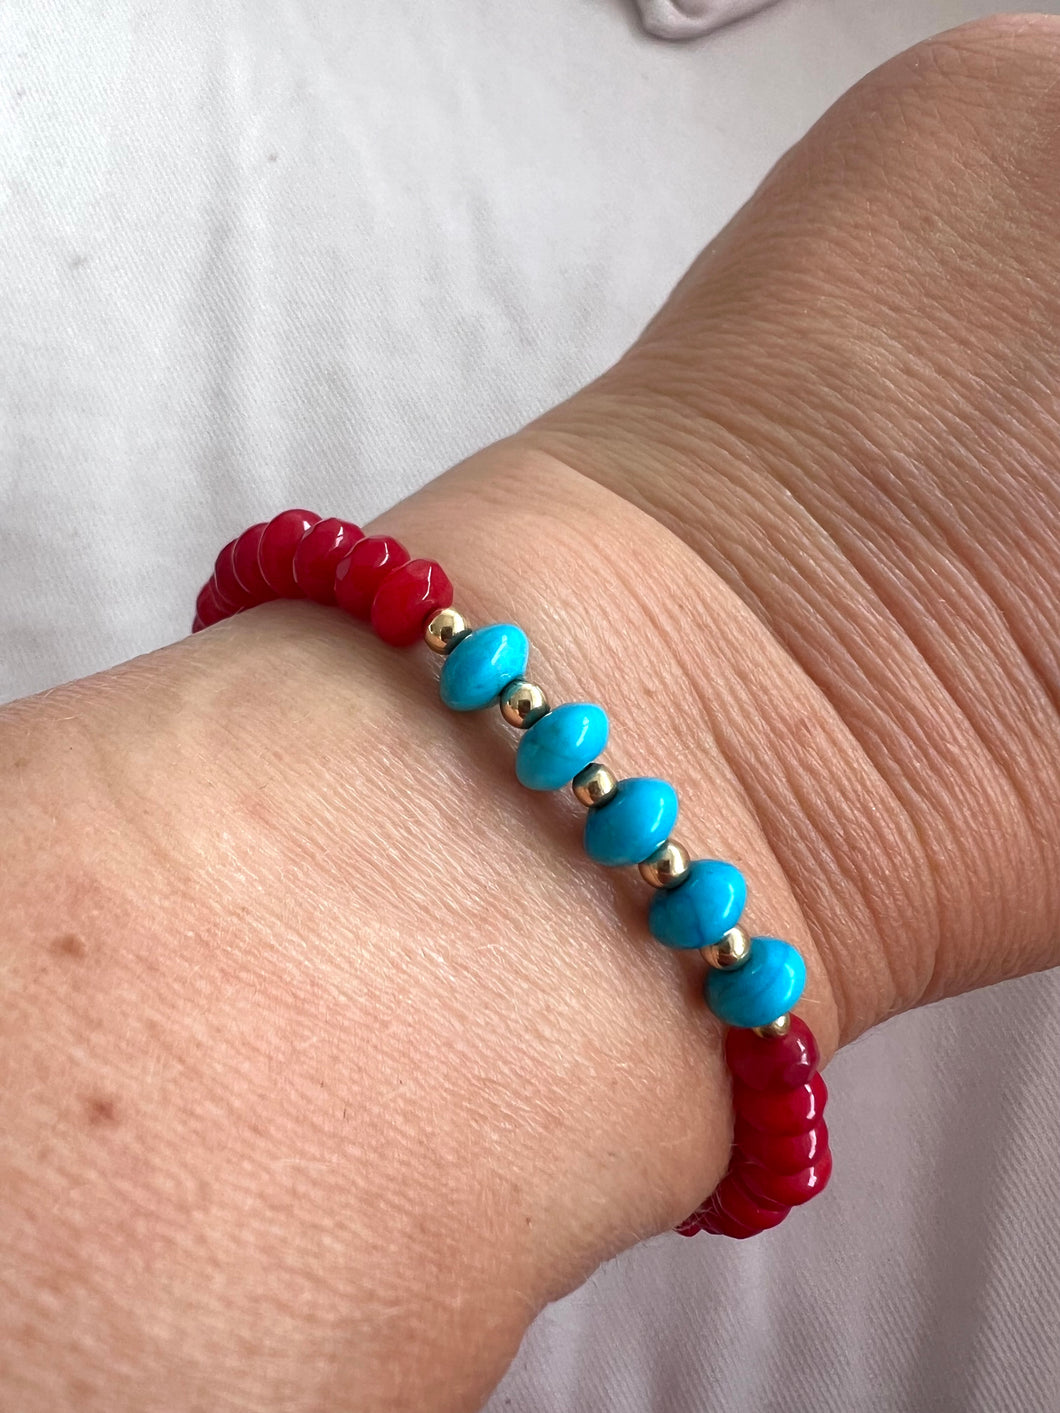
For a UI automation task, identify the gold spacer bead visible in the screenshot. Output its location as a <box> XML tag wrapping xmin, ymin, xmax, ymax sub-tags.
<box><xmin>638</xmin><ymin>839</ymin><xmax>691</xmax><ymax>889</ymax></box>
<box><xmin>571</xmin><ymin>762</ymin><xmax>617</xmax><ymax>808</ymax></box>
<box><xmin>753</xmin><ymin>1013</ymin><xmax>792</xmax><ymax>1040</ymax></box>
<box><xmin>701</xmin><ymin>924</ymin><xmax>751</xmax><ymax>970</ymax></box>
<box><xmin>424</xmin><ymin>607</ymin><xmax>472</xmax><ymax>655</ymax></box>
<box><xmin>499</xmin><ymin>679</ymin><xmax>550</xmax><ymax>729</ymax></box>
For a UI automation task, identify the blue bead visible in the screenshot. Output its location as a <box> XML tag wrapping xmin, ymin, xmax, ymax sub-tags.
<box><xmin>515</xmin><ymin>704</ymin><xmax>610</xmax><ymax>792</ymax></box>
<box><xmin>704</xmin><ymin>936</ymin><xmax>806</xmax><ymax>1029</ymax></box>
<box><xmin>648</xmin><ymin>859</ymin><xmax>746</xmax><ymax>950</ymax></box>
<box><xmin>583</xmin><ymin>777</ymin><xmax>679</xmax><ymax>867</ymax></box>
<box><xmin>439</xmin><ymin>624</ymin><xmax>529</xmax><ymax>712</ymax></box>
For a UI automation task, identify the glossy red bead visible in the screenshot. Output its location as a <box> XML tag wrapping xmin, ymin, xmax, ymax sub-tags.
<box><xmin>257</xmin><ymin>509</ymin><xmax>321</xmax><ymax>596</ymax></box>
<box><xmin>333</xmin><ymin>535</ymin><xmax>411</xmax><ymax>619</ymax></box>
<box><xmin>195</xmin><ymin>580</ymin><xmax>228</xmax><ymax>628</ymax></box>
<box><xmin>725</xmin><ymin>1013</ymin><xmax>820</xmax><ymax>1091</ymax></box>
<box><xmin>292</xmin><ymin>517</ymin><xmax>365</xmax><ymax>605</ymax></box>
<box><xmin>231</xmin><ymin>523</ymin><xmax>274</xmax><ymax>603</ymax></box>
<box><xmin>736</xmin><ymin>1147</ymin><xmax>833</xmax><ymax>1208</ymax></box>
<box><xmin>695</xmin><ymin>1199</ymin><xmax>757</xmax><ymax>1239</ymax></box>
<box><xmin>212</xmin><ymin>538</ymin><xmax>248</xmax><ymax>611</ymax></box>
<box><xmin>735</xmin><ymin>1117</ymin><xmax>829</xmax><ymax>1174</ymax></box>
<box><xmin>370</xmin><ymin>558</ymin><xmax>454</xmax><ymax>647</ymax></box>
<box><xmin>712</xmin><ymin>1172</ymin><xmax>791</xmax><ymax>1232</ymax></box>
<box><xmin>734</xmin><ymin>1072</ymin><xmax>828</xmax><ymax>1135</ymax></box>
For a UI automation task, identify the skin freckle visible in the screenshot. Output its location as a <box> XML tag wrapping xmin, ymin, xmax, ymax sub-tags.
<box><xmin>50</xmin><ymin>933</ymin><xmax>87</xmax><ymax>961</ymax></box>
<box><xmin>84</xmin><ymin>1094</ymin><xmax>120</xmax><ymax>1127</ymax></box>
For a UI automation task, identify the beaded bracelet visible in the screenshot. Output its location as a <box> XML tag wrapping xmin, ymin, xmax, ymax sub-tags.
<box><xmin>194</xmin><ymin>509</ymin><xmax>832</xmax><ymax>1239</ymax></box>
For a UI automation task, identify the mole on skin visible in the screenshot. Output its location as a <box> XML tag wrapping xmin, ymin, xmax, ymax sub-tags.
<box><xmin>50</xmin><ymin>933</ymin><xmax>87</xmax><ymax>961</ymax></box>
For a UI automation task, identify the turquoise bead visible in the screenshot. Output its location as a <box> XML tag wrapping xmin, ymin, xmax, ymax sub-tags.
<box><xmin>584</xmin><ymin>777</ymin><xmax>678</xmax><ymax>867</ymax></box>
<box><xmin>648</xmin><ymin>859</ymin><xmax>746</xmax><ymax>950</ymax></box>
<box><xmin>439</xmin><ymin>624</ymin><xmax>529</xmax><ymax>712</ymax></box>
<box><xmin>516</xmin><ymin>704</ymin><xmax>609</xmax><ymax>791</ymax></box>
<box><xmin>705</xmin><ymin>935</ymin><xmax>806</xmax><ymax>1029</ymax></box>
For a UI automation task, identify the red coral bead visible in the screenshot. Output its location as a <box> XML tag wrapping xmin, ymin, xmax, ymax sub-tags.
<box><xmin>212</xmin><ymin>538</ymin><xmax>248</xmax><ymax>611</ymax></box>
<box><xmin>736</xmin><ymin>1148</ymin><xmax>833</xmax><ymax>1208</ymax></box>
<box><xmin>292</xmin><ymin>517</ymin><xmax>365</xmax><ymax>605</ymax></box>
<box><xmin>370</xmin><ymin>558</ymin><xmax>454</xmax><ymax>647</ymax></box>
<box><xmin>195</xmin><ymin>581</ymin><xmax>228</xmax><ymax>628</ymax></box>
<box><xmin>734</xmin><ymin>1072</ymin><xmax>828</xmax><ymax>1135</ymax></box>
<box><xmin>231</xmin><ymin>523</ymin><xmax>274</xmax><ymax>603</ymax></box>
<box><xmin>333</xmin><ymin>535</ymin><xmax>410</xmax><ymax>619</ymax></box>
<box><xmin>712</xmin><ymin>1172</ymin><xmax>791</xmax><ymax>1233</ymax></box>
<box><xmin>696</xmin><ymin>1200</ymin><xmax>757</xmax><ymax>1239</ymax></box>
<box><xmin>191</xmin><ymin>614</ymin><xmax>206</xmax><ymax>634</ymax></box>
<box><xmin>735</xmin><ymin>1117</ymin><xmax>829</xmax><ymax>1174</ymax></box>
<box><xmin>257</xmin><ymin>509</ymin><xmax>321</xmax><ymax>597</ymax></box>
<box><xmin>725</xmin><ymin>1013</ymin><xmax>820</xmax><ymax>1091</ymax></box>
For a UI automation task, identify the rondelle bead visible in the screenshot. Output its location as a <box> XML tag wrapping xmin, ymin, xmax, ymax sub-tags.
<box><xmin>333</xmin><ymin>535</ymin><xmax>411</xmax><ymax>619</ymax></box>
<box><xmin>702</xmin><ymin>925</ymin><xmax>752</xmax><ymax>970</ymax></box>
<box><xmin>292</xmin><ymin>517</ymin><xmax>364</xmax><ymax>605</ymax></box>
<box><xmin>439</xmin><ymin>623</ymin><xmax>530</xmax><ymax>712</ymax></box>
<box><xmin>571</xmin><ymin>763</ymin><xmax>617</xmax><ymax>808</ymax></box>
<box><xmin>371</xmin><ymin>558</ymin><xmax>454</xmax><ymax>647</ymax></box>
<box><xmin>195</xmin><ymin>580</ymin><xmax>228</xmax><ymax>628</ymax></box>
<box><xmin>257</xmin><ymin>509</ymin><xmax>322</xmax><ymax>596</ymax></box>
<box><xmin>638</xmin><ymin>840</ymin><xmax>691</xmax><ymax>889</ymax></box>
<box><xmin>425</xmin><ymin>607</ymin><xmax>472</xmax><ymax>655</ymax></box>
<box><xmin>212</xmin><ymin>538</ymin><xmax>247</xmax><ymax>611</ymax></box>
<box><xmin>516</xmin><ymin>703</ymin><xmax>609</xmax><ymax>791</ymax></box>
<box><xmin>735</xmin><ymin>1116</ymin><xmax>829</xmax><ymax>1174</ymax></box>
<box><xmin>499</xmin><ymin>679</ymin><xmax>550</xmax><ymax>729</ymax></box>
<box><xmin>704</xmin><ymin>934</ymin><xmax>806</xmax><ymax>1029</ymax></box>
<box><xmin>649</xmin><ymin>859</ymin><xmax>747</xmax><ymax>950</ymax></box>
<box><xmin>693</xmin><ymin>1200</ymin><xmax>757</xmax><ymax>1240</ymax></box>
<box><xmin>726</xmin><ymin>1012</ymin><xmax>820</xmax><ymax>1091</ymax></box>
<box><xmin>583</xmin><ymin>777</ymin><xmax>679</xmax><ymax>868</ymax></box>
<box><xmin>191</xmin><ymin>614</ymin><xmax>206</xmax><ymax>633</ymax></box>
<box><xmin>231</xmin><ymin>522</ymin><xmax>274</xmax><ymax>603</ymax></box>
<box><xmin>736</xmin><ymin>1148</ymin><xmax>833</xmax><ymax>1208</ymax></box>
<box><xmin>712</xmin><ymin>1172</ymin><xmax>791</xmax><ymax>1233</ymax></box>
<box><xmin>735</xmin><ymin>1072</ymin><xmax>828</xmax><ymax>1136</ymax></box>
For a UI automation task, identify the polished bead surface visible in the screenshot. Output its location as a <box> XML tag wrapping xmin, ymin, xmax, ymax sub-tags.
<box><xmin>702</xmin><ymin>925</ymin><xmax>752</xmax><ymax>970</ymax></box>
<box><xmin>712</xmin><ymin>1172</ymin><xmax>791</xmax><ymax>1233</ymax></box>
<box><xmin>726</xmin><ymin>1012</ymin><xmax>821</xmax><ymax>1091</ymax></box>
<box><xmin>292</xmin><ymin>517</ymin><xmax>364</xmax><ymax>604</ymax></box>
<box><xmin>212</xmin><ymin>538</ymin><xmax>247</xmax><ymax>610</ymax></box>
<box><xmin>649</xmin><ymin>859</ymin><xmax>746</xmax><ymax>950</ymax></box>
<box><xmin>231</xmin><ymin>522</ymin><xmax>274</xmax><ymax>603</ymax></box>
<box><xmin>704</xmin><ymin>934</ymin><xmax>806</xmax><ymax>1028</ymax></box>
<box><xmin>499</xmin><ymin>679</ymin><xmax>550</xmax><ymax>729</ymax></box>
<box><xmin>516</xmin><ymin>703</ymin><xmax>609</xmax><ymax>790</ymax></box>
<box><xmin>439</xmin><ymin>623</ymin><xmax>530</xmax><ymax>711</ymax></box>
<box><xmin>737</xmin><ymin>1148</ymin><xmax>833</xmax><ymax>1207</ymax></box>
<box><xmin>583</xmin><ymin>777</ymin><xmax>679</xmax><ymax>867</ymax></box>
<box><xmin>257</xmin><ymin>509</ymin><xmax>321</xmax><ymax>596</ymax></box>
<box><xmin>735</xmin><ymin>1072</ymin><xmax>828</xmax><ymax>1136</ymax></box>
<box><xmin>571</xmin><ymin>762</ymin><xmax>617</xmax><ymax>808</ymax></box>
<box><xmin>425</xmin><ymin>607</ymin><xmax>472</xmax><ymax>655</ymax></box>
<box><xmin>333</xmin><ymin>535</ymin><xmax>411</xmax><ymax>619</ymax></box>
<box><xmin>694</xmin><ymin>1200</ymin><xmax>757</xmax><ymax>1240</ymax></box>
<box><xmin>195</xmin><ymin>580</ymin><xmax>228</xmax><ymax>628</ymax></box>
<box><xmin>735</xmin><ymin>1116</ymin><xmax>829</xmax><ymax>1174</ymax></box>
<box><xmin>371</xmin><ymin>558</ymin><xmax>454</xmax><ymax>646</ymax></box>
<box><xmin>638</xmin><ymin>840</ymin><xmax>691</xmax><ymax>889</ymax></box>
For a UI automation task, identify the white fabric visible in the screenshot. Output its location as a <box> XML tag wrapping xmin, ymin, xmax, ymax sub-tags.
<box><xmin>2</xmin><ymin>3</ymin><xmax>1059</xmax><ymax>1410</ymax></box>
<box><xmin>636</xmin><ymin>0</ymin><xmax>780</xmax><ymax>41</ymax></box>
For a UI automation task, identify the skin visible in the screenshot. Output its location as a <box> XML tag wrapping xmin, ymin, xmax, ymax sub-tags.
<box><xmin>2</xmin><ymin>13</ymin><xmax>1060</xmax><ymax>1411</ymax></box>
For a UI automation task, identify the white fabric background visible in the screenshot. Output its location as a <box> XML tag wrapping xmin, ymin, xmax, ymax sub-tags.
<box><xmin>1</xmin><ymin>3</ymin><xmax>1059</xmax><ymax>1410</ymax></box>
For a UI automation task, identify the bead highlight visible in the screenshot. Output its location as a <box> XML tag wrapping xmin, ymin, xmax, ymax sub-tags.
<box><xmin>516</xmin><ymin>703</ymin><xmax>609</xmax><ymax>790</ymax></box>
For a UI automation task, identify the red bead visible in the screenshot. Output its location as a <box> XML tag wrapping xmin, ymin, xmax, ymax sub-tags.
<box><xmin>675</xmin><ymin>1211</ymin><xmax>707</xmax><ymax>1238</ymax></box>
<box><xmin>212</xmin><ymin>538</ymin><xmax>250</xmax><ymax>611</ymax></box>
<box><xmin>231</xmin><ymin>523</ymin><xmax>274</xmax><ymax>603</ymax></box>
<box><xmin>195</xmin><ymin>580</ymin><xmax>229</xmax><ymax>628</ymax></box>
<box><xmin>191</xmin><ymin>614</ymin><xmax>206</xmax><ymax>634</ymax></box>
<box><xmin>712</xmin><ymin>1172</ymin><xmax>791</xmax><ymax>1233</ymax></box>
<box><xmin>333</xmin><ymin>535</ymin><xmax>410</xmax><ymax>619</ymax></box>
<box><xmin>257</xmin><ymin>509</ymin><xmax>321</xmax><ymax>597</ymax></box>
<box><xmin>292</xmin><ymin>518</ymin><xmax>365</xmax><ymax>605</ymax></box>
<box><xmin>736</xmin><ymin>1147</ymin><xmax>833</xmax><ymax>1208</ymax></box>
<box><xmin>725</xmin><ymin>1013</ymin><xmax>820</xmax><ymax>1091</ymax></box>
<box><xmin>370</xmin><ymin>558</ymin><xmax>454</xmax><ymax>647</ymax></box>
<box><xmin>696</xmin><ymin>1200</ymin><xmax>757</xmax><ymax>1239</ymax></box>
<box><xmin>735</xmin><ymin>1072</ymin><xmax>828</xmax><ymax>1135</ymax></box>
<box><xmin>735</xmin><ymin>1117</ymin><xmax>829</xmax><ymax>1174</ymax></box>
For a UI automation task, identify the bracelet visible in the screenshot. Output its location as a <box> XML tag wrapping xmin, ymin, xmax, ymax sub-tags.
<box><xmin>194</xmin><ymin>510</ymin><xmax>832</xmax><ymax>1239</ymax></box>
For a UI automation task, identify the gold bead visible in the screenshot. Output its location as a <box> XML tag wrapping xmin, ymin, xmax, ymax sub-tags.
<box><xmin>701</xmin><ymin>925</ymin><xmax>751</xmax><ymax>970</ymax></box>
<box><xmin>499</xmin><ymin>679</ymin><xmax>550</xmax><ymax>729</ymax></box>
<box><xmin>753</xmin><ymin>1014</ymin><xmax>792</xmax><ymax>1039</ymax></box>
<box><xmin>571</xmin><ymin>762</ymin><xmax>617</xmax><ymax>808</ymax></box>
<box><xmin>638</xmin><ymin>840</ymin><xmax>691</xmax><ymax>889</ymax></box>
<box><xmin>424</xmin><ymin>607</ymin><xmax>471</xmax><ymax>654</ymax></box>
